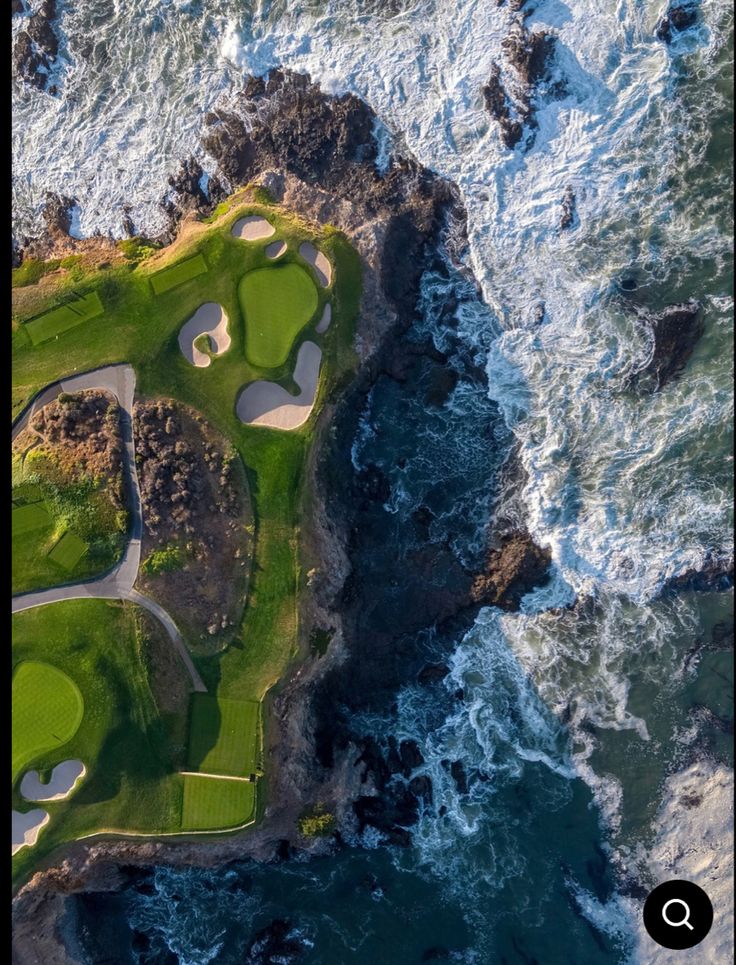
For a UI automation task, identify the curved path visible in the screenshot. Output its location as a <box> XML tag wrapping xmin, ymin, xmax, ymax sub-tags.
<box><xmin>11</xmin><ymin>364</ymin><xmax>206</xmax><ymax>693</ymax></box>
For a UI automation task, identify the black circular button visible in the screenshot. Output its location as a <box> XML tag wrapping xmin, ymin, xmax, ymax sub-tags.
<box><xmin>643</xmin><ymin>880</ymin><xmax>714</xmax><ymax>950</ymax></box>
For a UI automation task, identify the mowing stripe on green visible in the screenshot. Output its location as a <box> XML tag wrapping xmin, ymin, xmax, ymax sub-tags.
<box><xmin>181</xmin><ymin>774</ymin><xmax>256</xmax><ymax>831</ymax></box>
<box><xmin>47</xmin><ymin>531</ymin><xmax>88</xmax><ymax>571</ymax></box>
<box><xmin>12</xmin><ymin>660</ymin><xmax>84</xmax><ymax>781</ymax></box>
<box><xmin>186</xmin><ymin>695</ymin><xmax>259</xmax><ymax>776</ymax></box>
<box><xmin>150</xmin><ymin>253</ymin><xmax>208</xmax><ymax>295</ymax></box>
<box><xmin>12</xmin><ymin>502</ymin><xmax>51</xmax><ymax>536</ymax></box>
<box><xmin>24</xmin><ymin>292</ymin><xmax>104</xmax><ymax>346</ymax></box>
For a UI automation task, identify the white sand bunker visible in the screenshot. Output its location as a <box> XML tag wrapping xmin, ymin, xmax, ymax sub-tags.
<box><xmin>299</xmin><ymin>242</ymin><xmax>332</xmax><ymax>287</ymax></box>
<box><xmin>12</xmin><ymin>809</ymin><xmax>50</xmax><ymax>855</ymax></box>
<box><xmin>315</xmin><ymin>303</ymin><xmax>332</xmax><ymax>334</ymax></box>
<box><xmin>178</xmin><ymin>302</ymin><xmax>231</xmax><ymax>367</ymax></box>
<box><xmin>20</xmin><ymin>760</ymin><xmax>86</xmax><ymax>802</ymax></box>
<box><xmin>265</xmin><ymin>241</ymin><xmax>287</xmax><ymax>260</ymax></box>
<box><xmin>237</xmin><ymin>341</ymin><xmax>322</xmax><ymax>431</ymax></box>
<box><xmin>232</xmin><ymin>216</ymin><xmax>276</xmax><ymax>241</ymax></box>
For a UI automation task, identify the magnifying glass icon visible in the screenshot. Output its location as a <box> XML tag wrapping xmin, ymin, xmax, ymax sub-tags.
<box><xmin>662</xmin><ymin>898</ymin><xmax>694</xmax><ymax>931</ymax></box>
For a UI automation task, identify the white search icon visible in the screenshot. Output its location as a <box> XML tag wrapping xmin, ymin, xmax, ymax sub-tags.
<box><xmin>662</xmin><ymin>898</ymin><xmax>694</xmax><ymax>931</ymax></box>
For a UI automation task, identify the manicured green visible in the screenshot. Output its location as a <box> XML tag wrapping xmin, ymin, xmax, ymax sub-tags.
<box><xmin>181</xmin><ymin>775</ymin><xmax>256</xmax><ymax>830</ymax></box>
<box><xmin>150</xmin><ymin>252</ymin><xmax>208</xmax><ymax>295</ymax></box>
<box><xmin>47</xmin><ymin>530</ymin><xmax>88</xmax><ymax>571</ymax></box>
<box><xmin>12</xmin><ymin>502</ymin><xmax>51</xmax><ymax>536</ymax></box>
<box><xmin>12</xmin><ymin>661</ymin><xmax>84</xmax><ymax>782</ymax></box>
<box><xmin>186</xmin><ymin>694</ymin><xmax>259</xmax><ymax>776</ymax></box>
<box><xmin>24</xmin><ymin>291</ymin><xmax>104</xmax><ymax>345</ymax></box>
<box><xmin>239</xmin><ymin>263</ymin><xmax>319</xmax><ymax>368</ymax></box>
<box><xmin>12</xmin><ymin>601</ymin><xmax>185</xmax><ymax>884</ymax></box>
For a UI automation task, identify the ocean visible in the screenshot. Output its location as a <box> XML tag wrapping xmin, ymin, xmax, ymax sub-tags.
<box><xmin>13</xmin><ymin>1</ymin><xmax>733</xmax><ymax>962</ymax></box>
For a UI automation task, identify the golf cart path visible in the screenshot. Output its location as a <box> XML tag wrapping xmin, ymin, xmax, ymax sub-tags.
<box><xmin>11</xmin><ymin>364</ymin><xmax>206</xmax><ymax>693</ymax></box>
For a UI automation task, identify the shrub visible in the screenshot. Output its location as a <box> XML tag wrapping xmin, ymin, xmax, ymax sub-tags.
<box><xmin>141</xmin><ymin>543</ymin><xmax>185</xmax><ymax>576</ymax></box>
<box><xmin>298</xmin><ymin>803</ymin><xmax>336</xmax><ymax>838</ymax></box>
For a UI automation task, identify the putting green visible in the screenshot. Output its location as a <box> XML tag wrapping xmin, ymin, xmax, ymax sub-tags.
<box><xmin>239</xmin><ymin>263</ymin><xmax>318</xmax><ymax>369</ymax></box>
<box><xmin>181</xmin><ymin>775</ymin><xmax>256</xmax><ymax>831</ymax></box>
<box><xmin>12</xmin><ymin>661</ymin><xmax>84</xmax><ymax>781</ymax></box>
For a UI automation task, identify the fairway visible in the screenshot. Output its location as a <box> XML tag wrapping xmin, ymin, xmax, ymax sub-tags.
<box><xmin>150</xmin><ymin>252</ymin><xmax>208</xmax><ymax>295</ymax></box>
<box><xmin>47</xmin><ymin>531</ymin><xmax>88</xmax><ymax>571</ymax></box>
<box><xmin>12</xmin><ymin>661</ymin><xmax>84</xmax><ymax>780</ymax></box>
<box><xmin>24</xmin><ymin>291</ymin><xmax>104</xmax><ymax>346</ymax></box>
<box><xmin>12</xmin><ymin>502</ymin><xmax>51</xmax><ymax>536</ymax></box>
<box><xmin>239</xmin><ymin>263</ymin><xmax>318</xmax><ymax>368</ymax></box>
<box><xmin>181</xmin><ymin>774</ymin><xmax>256</xmax><ymax>830</ymax></box>
<box><xmin>186</xmin><ymin>695</ymin><xmax>259</xmax><ymax>776</ymax></box>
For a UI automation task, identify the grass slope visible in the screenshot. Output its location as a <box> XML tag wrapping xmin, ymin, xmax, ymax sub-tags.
<box><xmin>181</xmin><ymin>775</ymin><xmax>256</xmax><ymax>831</ymax></box>
<box><xmin>12</xmin><ymin>600</ymin><xmax>185</xmax><ymax>884</ymax></box>
<box><xmin>12</xmin><ymin>661</ymin><xmax>84</xmax><ymax>781</ymax></box>
<box><xmin>240</xmin><ymin>263</ymin><xmax>318</xmax><ymax>368</ymax></box>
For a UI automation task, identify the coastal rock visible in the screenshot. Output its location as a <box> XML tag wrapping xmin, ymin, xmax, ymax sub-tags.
<box><xmin>409</xmin><ymin>774</ymin><xmax>433</xmax><ymax>804</ymax></box>
<box><xmin>656</xmin><ymin>3</ymin><xmax>699</xmax><ymax>43</ymax></box>
<box><xmin>662</xmin><ymin>553</ymin><xmax>734</xmax><ymax>595</ymax></box>
<box><xmin>12</xmin><ymin>0</ymin><xmax>27</xmax><ymax>16</ymax></box>
<box><xmin>560</xmin><ymin>185</ymin><xmax>577</xmax><ymax>230</ymax></box>
<box><xmin>42</xmin><ymin>192</ymin><xmax>76</xmax><ymax>237</ymax></box>
<box><xmin>399</xmin><ymin>739</ymin><xmax>424</xmax><ymax>775</ymax></box>
<box><xmin>470</xmin><ymin>529</ymin><xmax>552</xmax><ymax>610</ymax></box>
<box><xmin>159</xmin><ymin>156</ymin><xmax>226</xmax><ymax>231</ymax></box>
<box><xmin>245</xmin><ymin>918</ymin><xmax>307</xmax><ymax>964</ymax></box>
<box><xmin>12</xmin><ymin>0</ymin><xmax>60</xmax><ymax>93</ymax></box>
<box><xmin>635</xmin><ymin>300</ymin><xmax>704</xmax><ymax>389</ymax></box>
<box><xmin>417</xmin><ymin>662</ymin><xmax>450</xmax><ymax>685</ymax></box>
<box><xmin>481</xmin><ymin>64</ymin><xmax>523</xmax><ymax>149</ymax></box>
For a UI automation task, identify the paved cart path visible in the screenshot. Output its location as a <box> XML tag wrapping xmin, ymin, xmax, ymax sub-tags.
<box><xmin>11</xmin><ymin>365</ymin><xmax>206</xmax><ymax>693</ymax></box>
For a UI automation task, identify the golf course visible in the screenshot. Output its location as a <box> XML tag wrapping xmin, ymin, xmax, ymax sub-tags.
<box><xmin>11</xmin><ymin>187</ymin><xmax>361</xmax><ymax>886</ymax></box>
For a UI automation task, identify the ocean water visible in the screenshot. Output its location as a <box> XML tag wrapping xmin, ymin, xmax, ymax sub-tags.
<box><xmin>13</xmin><ymin>0</ymin><xmax>733</xmax><ymax>962</ymax></box>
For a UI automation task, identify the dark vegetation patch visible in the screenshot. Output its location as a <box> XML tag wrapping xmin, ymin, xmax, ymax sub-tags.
<box><xmin>134</xmin><ymin>399</ymin><xmax>253</xmax><ymax>650</ymax></box>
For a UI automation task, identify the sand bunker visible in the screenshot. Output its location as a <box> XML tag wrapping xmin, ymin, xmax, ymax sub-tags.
<box><xmin>232</xmin><ymin>216</ymin><xmax>276</xmax><ymax>241</ymax></box>
<box><xmin>299</xmin><ymin>242</ymin><xmax>332</xmax><ymax>287</ymax></box>
<box><xmin>178</xmin><ymin>302</ymin><xmax>231</xmax><ymax>367</ymax></box>
<box><xmin>265</xmin><ymin>241</ymin><xmax>287</xmax><ymax>259</ymax></box>
<box><xmin>12</xmin><ymin>809</ymin><xmax>50</xmax><ymax>855</ymax></box>
<box><xmin>236</xmin><ymin>341</ymin><xmax>322</xmax><ymax>431</ymax></box>
<box><xmin>315</xmin><ymin>303</ymin><xmax>332</xmax><ymax>334</ymax></box>
<box><xmin>20</xmin><ymin>760</ymin><xmax>86</xmax><ymax>802</ymax></box>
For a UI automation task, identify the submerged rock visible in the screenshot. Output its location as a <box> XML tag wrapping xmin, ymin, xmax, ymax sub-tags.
<box><xmin>656</xmin><ymin>3</ymin><xmax>699</xmax><ymax>43</ymax></box>
<box><xmin>635</xmin><ymin>300</ymin><xmax>704</xmax><ymax>389</ymax></box>
<box><xmin>245</xmin><ymin>918</ymin><xmax>307</xmax><ymax>964</ymax></box>
<box><xmin>559</xmin><ymin>185</ymin><xmax>577</xmax><ymax>230</ymax></box>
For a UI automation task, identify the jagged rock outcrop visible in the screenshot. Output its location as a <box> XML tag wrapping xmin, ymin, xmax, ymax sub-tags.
<box><xmin>12</xmin><ymin>0</ymin><xmax>61</xmax><ymax>93</ymax></box>
<box><xmin>470</xmin><ymin>529</ymin><xmax>552</xmax><ymax>610</ymax></box>
<box><xmin>481</xmin><ymin>16</ymin><xmax>558</xmax><ymax>150</ymax></box>
<box><xmin>560</xmin><ymin>185</ymin><xmax>577</xmax><ymax>230</ymax></box>
<box><xmin>42</xmin><ymin>191</ymin><xmax>76</xmax><ymax>238</ymax></box>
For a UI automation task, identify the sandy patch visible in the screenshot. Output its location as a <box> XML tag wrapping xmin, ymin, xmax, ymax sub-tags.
<box><xmin>315</xmin><ymin>303</ymin><xmax>332</xmax><ymax>334</ymax></box>
<box><xmin>236</xmin><ymin>341</ymin><xmax>322</xmax><ymax>431</ymax></box>
<box><xmin>178</xmin><ymin>302</ymin><xmax>231</xmax><ymax>367</ymax></box>
<box><xmin>12</xmin><ymin>809</ymin><xmax>50</xmax><ymax>855</ymax></box>
<box><xmin>265</xmin><ymin>240</ymin><xmax>287</xmax><ymax>260</ymax></box>
<box><xmin>20</xmin><ymin>760</ymin><xmax>87</xmax><ymax>802</ymax></box>
<box><xmin>232</xmin><ymin>216</ymin><xmax>276</xmax><ymax>241</ymax></box>
<box><xmin>299</xmin><ymin>242</ymin><xmax>332</xmax><ymax>287</ymax></box>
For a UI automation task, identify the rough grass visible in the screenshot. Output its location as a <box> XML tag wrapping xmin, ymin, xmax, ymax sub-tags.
<box><xmin>150</xmin><ymin>252</ymin><xmax>208</xmax><ymax>295</ymax></box>
<box><xmin>12</xmin><ymin>661</ymin><xmax>84</xmax><ymax>781</ymax></box>
<box><xmin>181</xmin><ymin>774</ymin><xmax>256</xmax><ymax>830</ymax></box>
<box><xmin>12</xmin><ymin>601</ymin><xmax>185</xmax><ymax>885</ymax></box>
<box><xmin>186</xmin><ymin>695</ymin><xmax>259</xmax><ymax>776</ymax></box>
<box><xmin>24</xmin><ymin>291</ymin><xmax>104</xmax><ymax>346</ymax></box>
<box><xmin>239</xmin><ymin>263</ymin><xmax>319</xmax><ymax>369</ymax></box>
<box><xmin>47</xmin><ymin>531</ymin><xmax>88</xmax><ymax>571</ymax></box>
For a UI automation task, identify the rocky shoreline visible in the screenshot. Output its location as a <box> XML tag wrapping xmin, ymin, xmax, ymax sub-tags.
<box><xmin>12</xmin><ymin>63</ymin><xmax>730</xmax><ymax>961</ymax></box>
